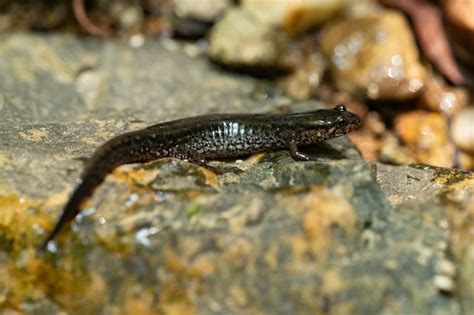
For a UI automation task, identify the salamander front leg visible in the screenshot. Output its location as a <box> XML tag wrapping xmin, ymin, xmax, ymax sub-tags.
<box><xmin>288</xmin><ymin>142</ymin><xmax>311</xmax><ymax>161</ymax></box>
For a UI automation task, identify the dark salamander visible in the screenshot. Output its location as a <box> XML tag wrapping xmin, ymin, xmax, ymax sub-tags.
<box><xmin>39</xmin><ymin>104</ymin><xmax>360</xmax><ymax>253</ymax></box>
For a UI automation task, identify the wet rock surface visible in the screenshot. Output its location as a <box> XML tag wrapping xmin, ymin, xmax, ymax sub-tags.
<box><xmin>320</xmin><ymin>10</ymin><xmax>425</xmax><ymax>100</ymax></box>
<box><xmin>241</xmin><ymin>0</ymin><xmax>349</xmax><ymax>36</ymax></box>
<box><xmin>418</xmin><ymin>73</ymin><xmax>469</xmax><ymax>115</ymax></box>
<box><xmin>0</xmin><ymin>34</ymin><xmax>473</xmax><ymax>315</ymax></box>
<box><xmin>394</xmin><ymin>110</ymin><xmax>455</xmax><ymax>168</ymax></box>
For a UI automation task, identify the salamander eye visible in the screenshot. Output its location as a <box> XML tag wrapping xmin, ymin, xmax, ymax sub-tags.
<box><xmin>335</xmin><ymin>104</ymin><xmax>346</xmax><ymax>112</ymax></box>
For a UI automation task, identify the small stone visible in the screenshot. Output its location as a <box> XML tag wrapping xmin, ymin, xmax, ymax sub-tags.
<box><xmin>365</xmin><ymin>111</ymin><xmax>386</xmax><ymax>135</ymax></box>
<box><xmin>75</xmin><ymin>69</ymin><xmax>103</xmax><ymax>107</ymax></box>
<box><xmin>451</xmin><ymin>107</ymin><xmax>474</xmax><ymax>154</ymax></box>
<box><xmin>242</xmin><ymin>0</ymin><xmax>350</xmax><ymax>36</ymax></box>
<box><xmin>209</xmin><ymin>8</ymin><xmax>292</xmax><ymax>71</ymax></box>
<box><xmin>395</xmin><ymin>111</ymin><xmax>455</xmax><ymax>167</ymax></box>
<box><xmin>458</xmin><ymin>151</ymin><xmax>474</xmax><ymax>170</ymax></box>
<box><xmin>419</xmin><ymin>74</ymin><xmax>468</xmax><ymax>115</ymax></box>
<box><xmin>348</xmin><ymin>130</ymin><xmax>380</xmax><ymax>161</ymax></box>
<box><xmin>320</xmin><ymin>10</ymin><xmax>425</xmax><ymax>100</ymax></box>
<box><xmin>128</xmin><ymin>34</ymin><xmax>145</xmax><ymax>48</ymax></box>
<box><xmin>347</xmin><ymin>112</ymin><xmax>385</xmax><ymax>161</ymax></box>
<box><xmin>344</xmin><ymin>0</ymin><xmax>382</xmax><ymax>19</ymax></box>
<box><xmin>437</xmin><ymin>259</ymin><xmax>457</xmax><ymax>277</ymax></box>
<box><xmin>118</xmin><ymin>4</ymin><xmax>144</xmax><ymax>31</ymax></box>
<box><xmin>433</xmin><ymin>274</ymin><xmax>456</xmax><ymax>294</ymax></box>
<box><xmin>379</xmin><ymin>133</ymin><xmax>417</xmax><ymax>165</ymax></box>
<box><xmin>174</xmin><ymin>0</ymin><xmax>231</xmax><ymax>23</ymax></box>
<box><xmin>278</xmin><ymin>52</ymin><xmax>326</xmax><ymax>100</ymax></box>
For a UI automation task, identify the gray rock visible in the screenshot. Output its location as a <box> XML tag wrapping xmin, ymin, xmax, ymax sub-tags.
<box><xmin>174</xmin><ymin>0</ymin><xmax>231</xmax><ymax>23</ymax></box>
<box><xmin>0</xmin><ymin>34</ymin><xmax>472</xmax><ymax>315</ymax></box>
<box><xmin>0</xmin><ymin>33</ymin><xmax>290</xmax><ymax>198</ymax></box>
<box><xmin>209</xmin><ymin>8</ymin><xmax>292</xmax><ymax>73</ymax></box>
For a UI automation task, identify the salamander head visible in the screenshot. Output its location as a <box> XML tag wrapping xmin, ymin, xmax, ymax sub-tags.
<box><xmin>293</xmin><ymin>104</ymin><xmax>361</xmax><ymax>143</ymax></box>
<box><xmin>325</xmin><ymin>104</ymin><xmax>361</xmax><ymax>137</ymax></box>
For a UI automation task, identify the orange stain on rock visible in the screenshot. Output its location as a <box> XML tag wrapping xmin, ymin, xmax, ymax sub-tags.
<box><xmin>293</xmin><ymin>186</ymin><xmax>357</xmax><ymax>258</ymax></box>
<box><xmin>112</xmin><ymin>164</ymin><xmax>162</xmax><ymax>186</ymax></box>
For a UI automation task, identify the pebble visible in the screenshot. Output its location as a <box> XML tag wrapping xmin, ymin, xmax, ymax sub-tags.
<box><xmin>174</xmin><ymin>0</ymin><xmax>231</xmax><ymax>23</ymax></box>
<box><xmin>75</xmin><ymin>69</ymin><xmax>103</xmax><ymax>107</ymax></box>
<box><xmin>451</xmin><ymin>107</ymin><xmax>474</xmax><ymax>154</ymax></box>
<box><xmin>278</xmin><ymin>52</ymin><xmax>326</xmax><ymax>100</ymax></box>
<box><xmin>320</xmin><ymin>10</ymin><xmax>425</xmax><ymax>100</ymax></box>
<box><xmin>242</xmin><ymin>0</ymin><xmax>349</xmax><ymax>35</ymax></box>
<box><xmin>419</xmin><ymin>74</ymin><xmax>468</xmax><ymax>115</ymax></box>
<box><xmin>395</xmin><ymin>110</ymin><xmax>455</xmax><ymax>167</ymax></box>
<box><xmin>433</xmin><ymin>274</ymin><xmax>456</xmax><ymax>294</ymax></box>
<box><xmin>458</xmin><ymin>151</ymin><xmax>474</xmax><ymax>170</ymax></box>
<box><xmin>117</xmin><ymin>3</ymin><xmax>144</xmax><ymax>31</ymax></box>
<box><xmin>209</xmin><ymin>8</ymin><xmax>291</xmax><ymax>70</ymax></box>
<box><xmin>378</xmin><ymin>133</ymin><xmax>418</xmax><ymax>165</ymax></box>
<box><xmin>437</xmin><ymin>259</ymin><xmax>457</xmax><ymax>277</ymax></box>
<box><xmin>128</xmin><ymin>34</ymin><xmax>145</xmax><ymax>48</ymax></box>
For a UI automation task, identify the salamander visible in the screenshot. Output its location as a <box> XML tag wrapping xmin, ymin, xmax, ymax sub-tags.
<box><xmin>39</xmin><ymin>104</ymin><xmax>360</xmax><ymax>253</ymax></box>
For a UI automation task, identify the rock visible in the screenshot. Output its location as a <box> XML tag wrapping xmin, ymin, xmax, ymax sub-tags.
<box><xmin>117</xmin><ymin>3</ymin><xmax>144</xmax><ymax>32</ymax></box>
<box><xmin>437</xmin><ymin>259</ymin><xmax>457</xmax><ymax>277</ymax></box>
<box><xmin>459</xmin><ymin>151</ymin><xmax>474</xmax><ymax>170</ymax></box>
<box><xmin>172</xmin><ymin>0</ymin><xmax>231</xmax><ymax>38</ymax></box>
<box><xmin>348</xmin><ymin>111</ymin><xmax>418</xmax><ymax>165</ymax></box>
<box><xmin>347</xmin><ymin>111</ymin><xmax>386</xmax><ymax>161</ymax></box>
<box><xmin>375</xmin><ymin>164</ymin><xmax>474</xmax><ymax>311</ymax></box>
<box><xmin>0</xmin><ymin>33</ymin><xmax>290</xmax><ymax>197</ymax></box>
<box><xmin>1</xmin><ymin>33</ymin><xmax>473</xmax><ymax>315</ymax></box>
<box><xmin>395</xmin><ymin>110</ymin><xmax>455</xmax><ymax>167</ymax></box>
<box><xmin>451</xmin><ymin>107</ymin><xmax>474</xmax><ymax>154</ymax></box>
<box><xmin>344</xmin><ymin>0</ymin><xmax>383</xmax><ymax>18</ymax></box>
<box><xmin>277</xmin><ymin>52</ymin><xmax>326</xmax><ymax>100</ymax></box>
<box><xmin>443</xmin><ymin>0</ymin><xmax>474</xmax><ymax>65</ymax></box>
<box><xmin>242</xmin><ymin>0</ymin><xmax>350</xmax><ymax>36</ymax></box>
<box><xmin>378</xmin><ymin>136</ymin><xmax>418</xmax><ymax>165</ymax></box>
<box><xmin>419</xmin><ymin>73</ymin><xmax>469</xmax><ymax>115</ymax></box>
<box><xmin>348</xmin><ymin>130</ymin><xmax>377</xmax><ymax>161</ymax></box>
<box><xmin>208</xmin><ymin>1</ymin><xmax>352</xmax><ymax>72</ymax></box>
<box><xmin>75</xmin><ymin>69</ymin><xmax>104</xmax><ymax>107</ymax></box>
<box><xmin>174</xmin><ymin>0</ymin><xmax>231</xmax><ymax>23</ymax></box>
<box><xmin>320</xmin><ymin>10</ymin><xmax>425</xmax><ymax>100</ymax></box>
<box><xmin>209</xmin><ymin>7</ymin><xmax>293</xmax><ymax>72</ymax></box>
